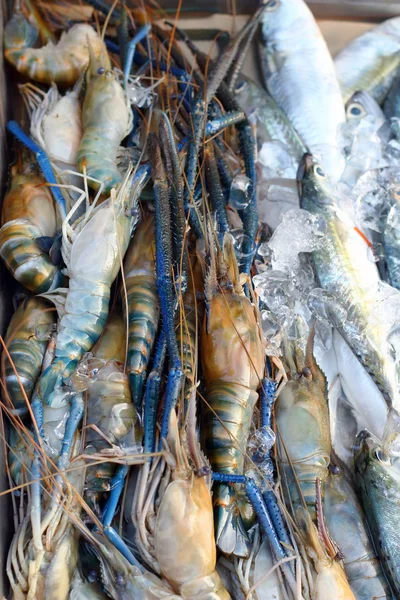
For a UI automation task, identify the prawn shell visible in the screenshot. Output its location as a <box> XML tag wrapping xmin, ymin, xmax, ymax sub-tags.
<box><xmin>77</xmin><ymin>55</ymin><xmax>131</xmax><ymax>192</ymax></box>
<box><xmin>276</xmin><ymin>376</ymin><xmax>331</xmax><ymax>515</ymax></box>
<box><xmin>123</xmin><ymin>216</ymin><xmax>159</xmax><ymax>406</ymax></box>
<box><xmin>0</xmin><ymin>173</ymin><xmax>62</xmax><ymax>293</ymax></box>
<box><xmin>41</xmin><ymin>526</ymin><xmax>79</xmax><ymax>600</ymax></box>
<box><xmin>5</xmin><ymin>23</ymin><xmax>103</xmax><ymax>86</ymax></box>
<box><xmin>155</xmin><ymin>477</ymin><xmax>216</xmax><ymax>590</ymax></box>
<box><xmin>201</xmin><ymin>291</ymin><xmax>264</xmax><ymax>474</ymax></box>
<box><xmin>3</xmin><ymin>297</ymin><xmax>55</xmax><ymax>411</ymax></box>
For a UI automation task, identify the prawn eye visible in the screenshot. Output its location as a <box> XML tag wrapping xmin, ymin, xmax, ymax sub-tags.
<box><xmin>88</xmin><ymin>570</ymin><xmax>97</xmax><ymax>583</ymax></box>
<box><xmin>97</xmin><ymin>67</ymin><xmax>105</xmax><ymax>75</ymax></box>
<box><xmin>235</xmin><ymin>80</ymin><xmax>248</xmax><ymax>94</ymax></box>
<box><xmin>314</xmin><ymin>165</ymin><xmax>326</xmax><ymax>178</ymax></box>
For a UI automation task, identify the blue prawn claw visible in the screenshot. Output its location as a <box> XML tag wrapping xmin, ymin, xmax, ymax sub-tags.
<box><xmin>7</xmin><ymin>121</ymin><xmax>66</xmax><ymax>218</ymax></box>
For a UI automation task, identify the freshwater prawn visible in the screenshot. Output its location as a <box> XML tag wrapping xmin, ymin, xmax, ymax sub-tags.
<box><xmin>4</xmin><ymin>8</ymin><xmax>103</xmax><ymax>86</ymax></box>
<box><xmin>37</xmin><ymin>166</ymin><xmax>144</xmax><ymax>406</ymax></box>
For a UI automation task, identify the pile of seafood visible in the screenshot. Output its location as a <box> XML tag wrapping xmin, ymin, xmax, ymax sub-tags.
<box><xmin>2</xmin><ymin>0</ymin><xmax>400</xmax><ymax>598</ymax></box>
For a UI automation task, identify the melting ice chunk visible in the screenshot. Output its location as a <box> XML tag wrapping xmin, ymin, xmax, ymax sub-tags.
<box><xmin>258</xmin><ymin>141</ymin><xmax>296</xmax><ymax>179</ymax></box>
<box><xmin>268</xmin><ymin>208</ymin><xmax>325</xmax><ymax>273</ymax></box>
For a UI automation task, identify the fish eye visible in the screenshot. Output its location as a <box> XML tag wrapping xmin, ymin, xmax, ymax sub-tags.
<box><xmin>347</xmin><ymin>103</ymin><xmax>365</xmax><ymax>119</ymax></box>
<box><xmin>97</xmin><ymin>67</ymin><xmax>105</xmax><ymax>75</ymax></box>
<box><xmin>314</xmin><ymin>165</ymin><xmax>326</xmax><ymax>178</ymax></box>
<box><xmin>265</xmin><ymin>0</ymin><xmax>279</xmax><ymax>8</ymax></box>
<box><xmin>375</xmin><ymin>449</ymin><xmax>390</xmax><ymax>464</ymax></box>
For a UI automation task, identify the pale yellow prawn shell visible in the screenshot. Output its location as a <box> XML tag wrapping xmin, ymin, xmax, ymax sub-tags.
<box><xmin>42</xmin><ymin>88</ymin><xmax>82</xmax><ymax>164</ymax></box>
<box><xmin>155</xmin><ymin>476</ymin><xmax>231</xmax><ymax>599</ymax></box>
<box><xmin>5</xmin><ymin>24</ymin><xmax>103</xmax><ymax>86</ymax></box>
<box><xmin>299</xmin><ymin>508</ymin><xmax>355</xmax><ymax>600</ymax></box>
<box><xmin>35</xmin><ymin>526</ymin><xmax>79</xmax><ymax>600</ymax></box>
<box><xmin>312</xmin><ymin>559</ymin><xmax>356</xmax><ymax>600</ymax></box>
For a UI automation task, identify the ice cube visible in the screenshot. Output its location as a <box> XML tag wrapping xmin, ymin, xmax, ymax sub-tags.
<box><xmin>228</xmin><ymin>174</ymin><xmax>251</xmax><ymax>210</ymax></box>
<box><xmin>258</xmin><ymin>141</ymin><xmax>296</xmax><ymax>179</ymax></box>
<box><xmin>307</xmin><ymin>288</ymin><xmax>347</xmax><ymax>328</ymax></box>
<box><xmin>257</xmin><ymin>177</ymin><xmax>299</xmax><ymax>230</ymax></box>
<box><xmin>268</xmin><ymin>208</ymin><xmax>325</xmax><ymax>273</ymax></box>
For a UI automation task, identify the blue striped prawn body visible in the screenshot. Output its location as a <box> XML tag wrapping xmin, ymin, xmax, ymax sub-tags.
<box><xmin>38</xmin><ymin>170</ymin><xmax>140</xmax><ymax>405</ymax></box>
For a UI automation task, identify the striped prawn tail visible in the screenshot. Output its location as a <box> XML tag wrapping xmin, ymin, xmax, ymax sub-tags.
<box><xmin>203</xmin><ymin>381</ymin><xmax>259</xmax><ymax>557</ymax></box>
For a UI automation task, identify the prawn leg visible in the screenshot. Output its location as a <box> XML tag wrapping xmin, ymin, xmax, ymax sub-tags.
<box><xmin>101</xmin><ymin>465</ymin><xmax>143</xmax><ymax>568</ymax></box>
<box><xmin>177</xmin><ymin>29</ymin><xmax>258</xmax><ymax>272</ymax></box>
<box><xmin>149</xmin><ymin>131</ymin><xmax>184</xmax><ymax>443</ymax></box>
<box><xmin>205</xmin><ymin>142</ymin><xmax>230</xmax><ymax>240</ymax></box>
<box><xmin>158</xmin><ymin>111</ymin><xmax>188</xmax><ymax>288</ymax></box>
<box><xmin>259</xmin><ymin>372</ymin><xmax>294</xmax><ymax>552</ymax></box>
<box><xmin>205</xmin><ymin>110</ymin><xmax>246</xmax><ymax>135</ymax></box>
<box><xmin>144</xmin><ymin>331</ymin><xmax>167</xmax><ymax>454</ymax></box>
<box><xmin>7</xmin><ymin>121</ymin><xmax>66</xmax><ymax>219</ymax></box>
<box><xmin>123</xmin><ymin>24</ymin><xmax>152</xmax><ymax>85</ymax></box>
<box><xmin>212</xmin><ymin>473</ymin><xmax>298</xmax><ymax>594</ymax></box>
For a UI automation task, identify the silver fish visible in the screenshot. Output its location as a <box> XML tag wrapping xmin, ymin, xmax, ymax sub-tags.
<box><xmin>235</xmin><ymin>75</ymin><xmax>306</xmax><ymax>162</ymax></box>
<box><xmin>341</xmin><ymin>90</ymin><xmax>389</xmax><ymax>188</ymax></box>
<box><xmin>259</xmin><ymin>0</ymin><xmax>345</xmax><ymax>182</ymax></box>
<box><xmin>384</xmin><ymin>193</ymin><xmax>400</xmax><ymax>291</ymax></box>
<box><xmin>354</xmin><ymin>427</ymin><xmax>400</xmax><ymax>597</ymax></box>
<box><xmin>345</xmin><ymin>90</ymin><xmax>387</xmax><ymax>127</ymax></box>
<box><xmin>298</xmin><ymin>153</ymin><xmax>400</xmax><ymax>410</ymax></box>
<box><xmin>384</xmin><ymin>73</ymin><xmax>400</xmax><ymax>141</ymax></box>
<box><xmin>325</xmin><ymin>459</ymin><xmax>391</xmax><ymax>600</ymax></box>
<box><xmin>335</xmin><ymin>17</ymin><xmax>400</xmax><ymax>105</ymax></box>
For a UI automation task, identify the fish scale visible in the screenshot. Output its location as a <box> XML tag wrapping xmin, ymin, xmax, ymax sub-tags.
<box><xmin>259</xmin><ymin>0</ymin><xmax>345</xmax><ymax>183</ymax></box>
<box><xmin>299</xmin><ymin>154</ymin><xmax>400</xmax><ymax>411</ymax></box>
<box><xmin>335</xmin><ymin>17</ymin><xmax>400</xmax><ymax>104</ymax></box>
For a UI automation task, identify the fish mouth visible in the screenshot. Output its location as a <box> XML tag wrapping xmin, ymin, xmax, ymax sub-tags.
<box><xmin>296</xmin><ymin>152</ymin><xmax>315</xmax><ymax>198</ymax></box>
<box><xmin>354</xmin><ymin>429</ymin><xmax>377</xmax><ymax>457</ymax></box>
<box><xmin>296</xmin><ymin>153</ymin><xmax>315</xmax><ymax>183</ymax></box>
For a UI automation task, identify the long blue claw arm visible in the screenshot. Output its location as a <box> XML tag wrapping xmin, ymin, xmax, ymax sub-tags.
<box><xmin>206</xmin><ymin>111</ymin><xmax>246</xmax><ymax>136</ymax></box>
<box><xmin>238</xmin><ymin>123</ymin><xmax>257</xmax><ymax>273</ymax></box>
<box><xmin>212</xmin><ymin>472</ymin><xmax>297</xmax><ymax>590</ymax></box>
<box><xmin>105</xmin><ymin>38</ymin><xmax>191</xmax><ymax>80</ymax></box>
<box><xmin>103</xmin><ymin>526</ymin><xmax>144</xmax><ymax>569</ymax></box>
<box><xmin>205</xmin><ymin>142</ymin><xmax>230</xmax><ymax>240</ymax></box>
<box><xmin>149</xmin><ymin>132</ymin><xmax>184</xmax><ymax>443</ymax></box>
<box><xmin>260</xmin><ymin>375</ymin><xmax>278</xmax><ymax>429</ymax></box>
<box><xmin>30</xmin><ymin>396</ymin><xmax>45</xmax><ymax>531</ymax></box>
<box><xmin>118</xmin><ymin>3</ymin><xmax>129</xmax><ymax>74</ymax></box>
<box><xmin>144</xmin><ymin>330</ymin><xmax>166</xmax><ymax>454</ymax></box>
<box><xmin>55</xmin><ymin>394</ymin><xmax>84</xmax><ymax>472</ymax></box>
<box><xmin>259</xmin><ymin>372</ymin><xmax>294</xmax><ymax>552</ymax></box>
<box><xmin>159</xmin><ymin>112</ymin><xmax>189</xmax><ymax>293</ymax></box>
<box><xmin>184</xmin><ymin>98</ymin><xmax>206</xmax><ymax>239</ymax></box>
<box><xmin>212</xmin><ymin>473</ymin><xmax>287</xmax><ymax>561</ymax></box>
<box><xmin>123</xmin><ymin>24</ymin><xmax>152</xmax><ymax>85</ymax></box>
<box><xmin>102</xmin><ymin>464</ymin><xmax>129</xmax><ymax>528</ymax></box>
<box><xmin>175</xmin><ymin>27</ymin><xmax>258</xmax><ymax>272</ymax></box>
<box><xmin>159</xmin><ymin>361</ymin><xmax>185</xmax><ymax>442</ymax></box>
<box><xmin>7</xmin><ymin>121</ymin><xmax>67</xmax><ymax>219</ymax></box>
